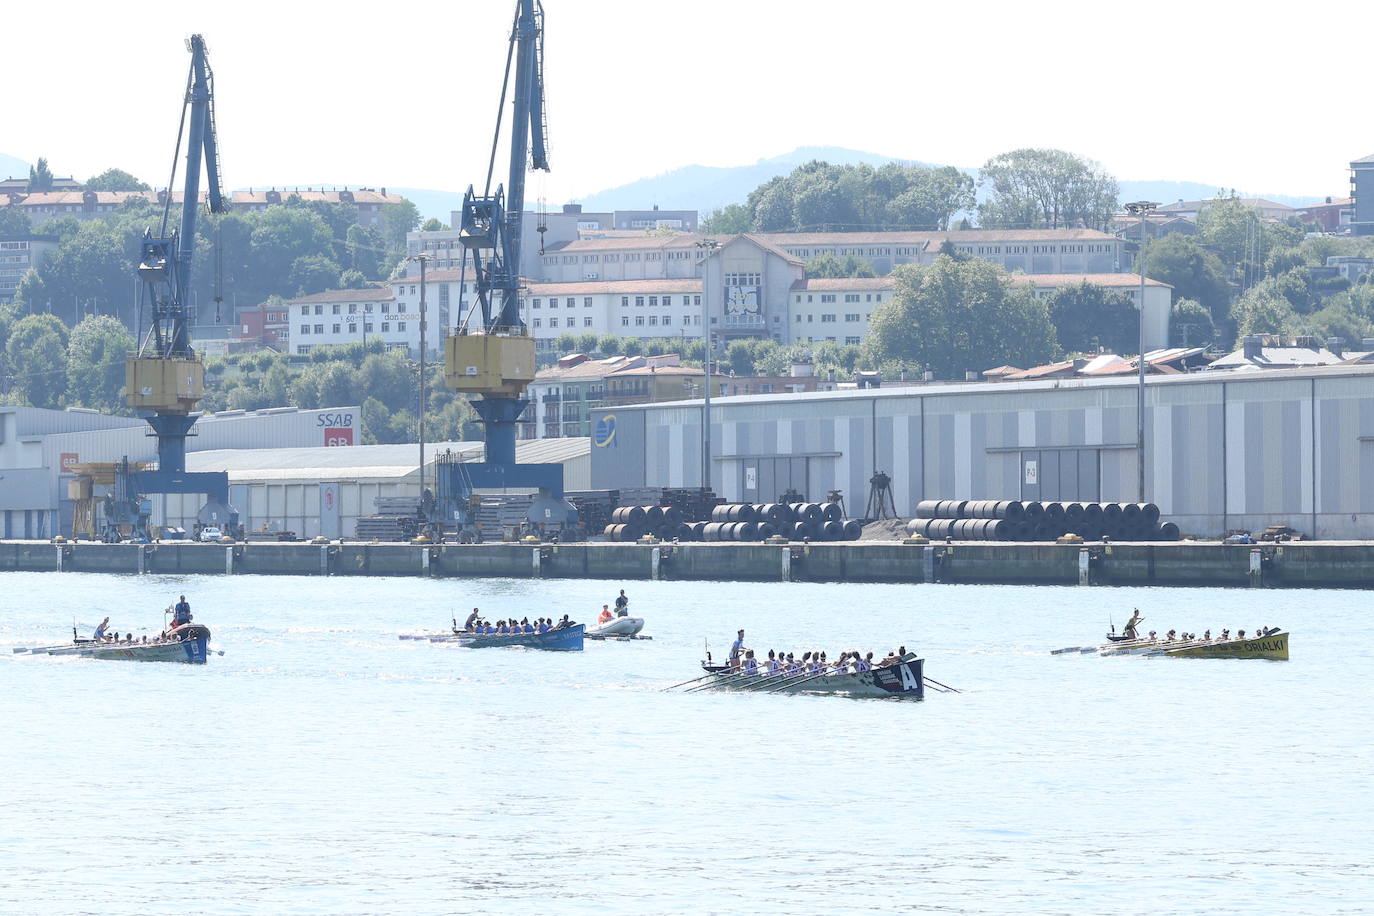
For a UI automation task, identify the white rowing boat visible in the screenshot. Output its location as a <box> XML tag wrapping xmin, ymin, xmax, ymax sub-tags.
<box><xmin>693</xmin><ymin>654</ymin><xmax>926</xmax><ymax>699</ymax></box>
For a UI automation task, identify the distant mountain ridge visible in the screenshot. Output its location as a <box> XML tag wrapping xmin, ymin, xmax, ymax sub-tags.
<box><xmin>0</xmin><ymin>149</ymin><xmax>1328</xmax><ymax>223</ymax></box>
<box><xmin>575</xmin><ymin>146</ymin><xmax>1327</xmax><ymax>216</ymax></box>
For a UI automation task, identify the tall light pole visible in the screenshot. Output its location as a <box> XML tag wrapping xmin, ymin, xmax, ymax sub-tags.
<box><xmin>417</xmin><ymin>254</ymin><xmax>429</xmax><ymax>504</ymax></box>
<box><xmin>696</xmin><ymin>240</ymin><xmax>721</xmax><ymax>491</ymax></box>
<box><xmin>1124</xmin><ymin>200</ymin><xmax>1158</xmax><ymax>503</ymax></box>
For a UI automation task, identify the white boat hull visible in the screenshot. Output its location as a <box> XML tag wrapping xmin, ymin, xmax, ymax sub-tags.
<box><xmin>588</xmin><ymin>616</ymin><xmax>645</xmax><ymax>637</ymax></box>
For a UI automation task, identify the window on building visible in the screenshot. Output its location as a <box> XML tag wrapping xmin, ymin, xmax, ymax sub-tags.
<box><xmin>314</xmin><ymin>324</ymin><xmax>324</xmax><ymax>333</ymax></box>
<box><xmin>398</xmin><ymin>302</ymin><xmax>407</xmax><ymax>313</ymax></box>
<box><xmin>621</xmin><ymin>297</ymin><xmax>629</xmax><ymax>307</ymax></box>
<box><xmin>649</xmin><ymin>316</ymin><xmax>658</xmax><ymax>326</ymax></box>
<box><xmin>635</xmin><ymin>296</ymin><xmax>645</xmax><ymax>307</ymax></box>
<box><xmin>300</xmin><ymin>306</ymin><xmax>309</xmax><ymax>316</ymax></box>
<box><xmin>381</xmin><ymin>303</ymin><xmax>390</xmax><ymax>314</ymax></box>
<box><xmin>649</xmin><ymin>296</ymin><xmax>658</xmax><ymax>306</ymax></box>
<box><xmin>820</xmin><ymin>294</ymin><xmax>836</xmax><ymax>303</ymax></box>
<box><xmin>365</xmin><ymin>304</ymin><xmax>373</xmax><ymax>313</ymax></box>
<box><xmin>807</xmin><ymin>315</ymin><xmax>813</xmax><ymax>323</ymax></box>
<box><xmin>314</xmin><ymin>305</ymin><xmax>323</xmax><ymax>315</ymax></box>
<box><xmin>693</xmin><ymin>296</ymin><xmax>701</xmax><ymax>305</ymax></box>
<box><xmin>549</xmin><ymin>298</ymin><xmax>558</xmax><ymax>308</ymax></box>
<box><xmin>533</xmin><ymin>318</ymin><xmax>541</xmax><ymax>328</ymax></box>
<box><xmin>381</xmin><ymin>322</ymin><xmax>390</xmax><ymax>332</ymax></box>
<box><xmin>795</xmin><ymin>315</ymin><xmax>803</xmax><ymax>323</ymax></box>
<box><xmin>364</xmin><ymin>323</ymin><xmax>373</xmax><ymax>332</ymax></box>
<box><xmin>566</xmin><ymin>297</ymin><xmax>575</xmax><ymax>307</ymax></box>
<box><xmin>662</xmin><ymin>296</ymin><xmax>672</xmax><ymax>306</ymax></box>
<box><xmin>300</xmin><ymin>324</ymin><xmax>310</xmax><ymax>334</ymax></box>
<box><xmin>663</xmin><ymin>315</ymin><xmax>673</xmax><ymax>326</ymax></box>
<box><xmin>583</xmin><ymin>316</ymin><xmax>593</xmax><ymax>327</ymax></box>
<box><xmin>349</xmin><ymin>304</ymin><xmax>357</xmax><ymax>314</ymax></box>
<box><xmin>550</xmin><ymin>317</ymin><xmax>559</xmax><ymax>327</ymax></box>
<box><xmin>332</xmin><ymin>304</ymin><xmax>340</xmax><ymax>314</ymax></box>
<box><xmin>821</xmin><ymin>314</ymin><xmax>836</xmax><ymax>323</ymax></box>
<box><xmin>349</xmin><ymin>324</ymin><xmax>358</xmax><ymax>334</ymax></box>
<box><xmin>622</xmin><ymin>316</ymin><xmax>630</xmax><ymax>326</ymax></box>
<box><xmin>845</xmin><ymin>336</ymin><xmax>861</xmax><ymax>345</ymax></box>
<box><xmin>844</xmin><ymin>294</ymin><xmax>860</xmax><ymax>303</ymax></box>
<box><xmin>398</xmin><ymin>322</ymin><xmax>406</xmax><ymax>332</ymax></box>
<box><xmin>297</xmin><ymin>345</ymin><xmax>310</xmax><ymax>355</ymax></box>
<box><xmin>332</xmin><ymin>324</ymin><xmax>341</xmax><ymax>334</ymax></box>
<box><xmin>410</xmin><ymin>286</ymin><xmax>416</xmax><ymax>295</ymax></box>
<box><xmin>635</xmin><ymin>316</ymin><xmax>645</xmax><ymax>326</ymax></box>
<box><xmin>583</xmin><ymin>297</ymin><xmax>592</xmax><ymax>307</ymax></box>
<box><xmin>845</xmin><ymin>313</ymin><xmax>860</xmax><ymax>322</ymax></box>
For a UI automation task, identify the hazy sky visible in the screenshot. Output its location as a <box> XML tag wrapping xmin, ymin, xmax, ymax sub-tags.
<box><xmin>5</xmin><ymin>0</ymin><xmax>1359</xmax><ymax>204</ymax></box>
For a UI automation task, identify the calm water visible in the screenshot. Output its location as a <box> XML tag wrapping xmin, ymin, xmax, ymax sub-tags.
<box><xmin>0</xmin><ymin>572</ymin><xmax>1370</xmax><ymax>915</ymax></box>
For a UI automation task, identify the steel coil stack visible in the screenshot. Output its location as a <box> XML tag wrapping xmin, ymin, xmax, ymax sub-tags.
<box><xmin>905</xmin><ymin>500</ymin><xmax>1179</xmax><ymax>541</ymax></box>
<box><xmin>605</xmin><ymin>504</ymin><xmax>688</xmax><ymax>541</ymax></box>
<box><xmin>666</xmin><ymin>502</ymin><xmax>868</xmax><ymax>541</ymax></box>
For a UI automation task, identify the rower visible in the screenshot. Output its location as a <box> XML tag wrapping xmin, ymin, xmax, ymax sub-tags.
<box><xmin>765</xmin><ymin>650</ymin><xmax>780</xmax><ymax>676</ymax></box>
<box><xmin>614</xmin><ymin>589</ymin><xmax>629</xmax><ymax>617</ymax></box>
<box><xmin>172</xmin><ymin>595</ymin><xmax>192</xmax><ymax>629</ymax></box>
<box><xmin>743</xmin><ymin>650</ymin><xmax>759</xmax><ymax>676</ymax></box>
<box><xmin>1123</xmin><ymin>609</ymin><xmax>1144</xmax><ymax>639</ymax></box>
<box><xmin>598</xmin><ymin>605</ymin><xmax>614</xmax><ymax>625</ymax></box>
<box><xmin>464</xmin><ymin>608</ymin><xmax>481</xmax><ymax>631</ymax></box>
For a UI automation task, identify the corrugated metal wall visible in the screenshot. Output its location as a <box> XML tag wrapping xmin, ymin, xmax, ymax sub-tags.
<box><xmin>591</xmin><ymin>368</ymin><xmax>1374</xmax><ymax>538</ymax></box>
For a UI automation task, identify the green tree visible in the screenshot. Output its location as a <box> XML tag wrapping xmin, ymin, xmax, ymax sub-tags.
<box><xmin>357</xmin><ymin>350</ymin><xmax>415</xmax><ymax>411</ymax></box>
<box><xmin>84</xmin><ymin>168</ymin><xmax>150</xmax><ymax>191</ymax></box>
<box><xmin>345</xmin><ymin>224</ymin><xmax>385</xmax><ymax>279</ymax></box>
<box><xmin>701</xmin><ymin>203</ymin><xmax>752</xmax><ymax>234</ymax></box>
<box><xmin>33</xmin><ymin>215</ymin><xmax>81</xmax><ymax>244</ymax></box>
<box><xmin>381</xmin><ymin>201</ymin><xmax>421</xmax><ymax>255</ymax></box>
<box><xmin>1142</xmin><ymin>235</ymin><xmax>1231</xmax><ymax>322</ymax></box>
<box><xmin>805</xmin><ymin>253</ymin><xmax>876</xmax><ymax>279</ymax></box>
<box><xmin>1168</xmin><ymin>298</ymin><xmax>1215</xmax><ymax>347</ymax></box>
<box><xmin>420</xmin><ymin>217</ymin><xmax>448</xmax><ymax>231</ymax></box>
<box><xmin>726</xmin><ymin>340</ymin><xmax>755</xmax><ymax>375</ymax></box>
<box><xmin>289</xmin><ymin>254</ymin><xmax>342</xmax><ymax>296</ymax></box>
<box><xmin>863</xmin><ymin>256</ymin><xmax>1058</xmax><ymax>378</ymax></box>
<box><xmin>27</xmin><ymin>158</ymin><xmax>54</xmax><ymax>192</ymax></box>
<box><xmin>0</xmin><ymin>208</ymin><xmax>29</xmax><ymax>235</ymax></box>
<box><xmin>1047</xmin><ymin>283</ymin><xmax>1140</xmax><ymax>354</ymax></box>
<box><xmin>1288</xmin><ymin>300</ymin><xmax>1374</xmax><ymax>346</ymax></box>
<box><xmin>250</xmin><ymin>207</ymin><xmax>334</xmax><ymax>290</ymax></box>
<box><xmin>978</xmin><ymin>148</ymin><xmax>1118</xmax><ymax>229</ymax></box>
<box><xmin>261</xmin><ymin>362</ymin><xmax>292</xmax><ymax>406</ymax></box>
<box><xmin>554</xmin><ymin>331</ymin><xmax>577</xmax><ymax>354</ymax></box>
<box><xmin>65</xmin><ymin>315</ymin><xmax>134</xmax><ymax>410</ymax></box>
<box><xmin>32</xmin><ymin>221</ymin><xmax>132</xmax><ymax>327</ymax></box>
<box><xmin>7</xmin><ymin>314</ymin><xmax>69</xmax><ymax>407</ymax></box>
<box><xmin>596</xmin><ymin>334</ymin><xmax>622</xmax><ymax>356</ymax></box>
<box><xmin>1231</xmin><ymin>282</ymin><xmax>1297</xmax><ymax>336</ymax></box>
<box><xmin>575</xmin><ymin>332</ymin><xmax>599</xmax><ymax>353</ymax></box>
<box><xmin>316</xmin><ymin>362</ymin><xmax>357</xmax><ymax>407</ymax></box>
<box><xmin>337</xmin><ymin>269</ymin><xmax>369</xmax><ymax>289</ymax></box>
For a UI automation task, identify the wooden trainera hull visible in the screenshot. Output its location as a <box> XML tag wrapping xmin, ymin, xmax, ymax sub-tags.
<box><xmin>408</xmin><ymin>624</ymin><xmax>586</xmax><ymax>651</ymax></box>
<box><xmin>1100</xmin><ymin>631</ymin><xmax>1288</xmax><ymax>660</ymax></box>
<box><xmin>40</xmin><ymin>626</ymin><xmax>211</xmax><ymax>664</ymax></box>
<box><xmin>701</xmin><ymin>656</ymin><xmax>925</xmax><ymax>699</ymax></box>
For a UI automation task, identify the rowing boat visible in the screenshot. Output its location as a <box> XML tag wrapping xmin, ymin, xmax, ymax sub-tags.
<box><xmin>400</xmin><ymin>624</ymin><xmax>585</xmax><ymax>651</ymax></box>
<box><xmin>1099</xmin><ymin>631</ymin><xmax>1289</xmax><ymax>660</ymax></box>
<box><xmin>692</xmin><ymin>654</ymin><xmax>925</xmax><ymax>699</ymax></box>
<box><xmin>19</xmin><ymin>624</ymin><xmax>212</xmax><ymax>664</ymax></box>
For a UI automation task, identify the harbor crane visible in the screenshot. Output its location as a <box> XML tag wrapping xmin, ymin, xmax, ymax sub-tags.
<box><xmin>434</xmin><ymin>0</ymin><xmax>577</xmax><ymax>538</ymax></box>
<box><xmin>105</xmin><ymin>34</ymin><xmax>237</xmax><ymax>541</ymax></box>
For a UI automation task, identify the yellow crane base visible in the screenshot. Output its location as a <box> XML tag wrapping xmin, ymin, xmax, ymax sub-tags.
<box><xmin>125</xmin><ymin>357</ymin><xmax>204</xmax><ymax>413</ymax></box>
<box><xmin>444</xmin><ymin>334</ymin><xmax>535</xmax><ymax>396</ymax></box>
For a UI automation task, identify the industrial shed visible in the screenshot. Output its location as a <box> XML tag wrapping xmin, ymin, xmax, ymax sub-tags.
<box><xmin>160</xmin><ymin>438</ymin><xmax>592</xmax><ymax>538</ymax></box>
<box><xmin>590</xmin><ymin>365</ymin><xmax>1374</xmax><ymax>539</ymax></box>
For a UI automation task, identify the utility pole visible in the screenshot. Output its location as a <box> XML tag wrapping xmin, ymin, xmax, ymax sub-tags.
<box><xmin>418</xmin><ymin>255</ymin><xmax>428</xmax><ymax>504</ymax></box>
<box><xmin>1124</xmin><ymin>201</ymin><xmax>1158</xmax><ymax>504</ymax></box>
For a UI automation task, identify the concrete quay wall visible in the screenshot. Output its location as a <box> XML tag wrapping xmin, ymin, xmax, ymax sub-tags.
<box><xmin>4</xmin><ymin>539</ymin><xmax>1374</xmax><ymax>588</ymax></box>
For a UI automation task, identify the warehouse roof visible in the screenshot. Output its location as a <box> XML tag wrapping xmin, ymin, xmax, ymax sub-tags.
<box><xmin>185</xmin><ymin>438</ymin><xmax>590</xmax><ymax>482</ymax></box>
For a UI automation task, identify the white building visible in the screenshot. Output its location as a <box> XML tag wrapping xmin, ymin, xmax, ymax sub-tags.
<box><xmin>519</xmin><ymin>279</ymin><xmax>704</xmax><ymax>349</ymax></box>
<box><xmin>0</xmin><ymin>234</ymin><xmax>58</xmax><ymax>303</ymax></box>
<box><xmin>286</xmin><ymin>288</ymin><xmax>415</xmax><ymax>356</ymax></box>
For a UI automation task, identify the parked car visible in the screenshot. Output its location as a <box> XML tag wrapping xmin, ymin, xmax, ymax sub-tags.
<box><xmin>198</xmin><ymin>526</ymin><xmax>223</xmax><ymax>542</ymax></box>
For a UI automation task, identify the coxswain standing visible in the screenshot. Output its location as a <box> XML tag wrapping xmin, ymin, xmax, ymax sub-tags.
<box><xmin>728</xmin><ymin>629</ymin><xmax>747</xmax><ymax>665</ymax></box>
<box><xmin>93</xmin><ymin>617</ymin><xmax>112</xmax><ymax>641</ymax></box>
<box><xmin>1123</xmin><ymin>609</ymin><xmax>1144</xmax><ymax>639</ymax></box>
<box><xmin>614</xmin><ymin>589</ymin><xmax>630</xmax><ymax>617</ymax></box>
<box><xmin>171</xmin><ymin>595</ymin><xmax>192</xmax><ymax>630</ymax></box>
<box><xmin>464</xmin><ymin>608</ymin><xmax>481</xmax><ymax>631</ymax></box>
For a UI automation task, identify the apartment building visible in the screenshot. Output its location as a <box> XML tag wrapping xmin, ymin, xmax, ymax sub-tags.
<box><xmin>0</xmin><ymin>234</ymin><xmax>57</xmax><ymax>302</ymax></box>
<box><xmin>285</xmin><ymin>288</ymin><xmax>412</xmax><ymax>355</ymax></box>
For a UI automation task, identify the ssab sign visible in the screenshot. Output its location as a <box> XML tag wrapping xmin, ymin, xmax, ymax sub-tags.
<box><xmin>318</xmin><ymin>412</ymin><xmax>355</xmax><ymax>447</ymax></box>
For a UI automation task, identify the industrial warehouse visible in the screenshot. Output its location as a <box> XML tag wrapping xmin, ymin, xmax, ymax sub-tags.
<box><xmin>589</xmin><ymin>363</ymin><xmax>1374</xmax><ymax>541</ymax></box>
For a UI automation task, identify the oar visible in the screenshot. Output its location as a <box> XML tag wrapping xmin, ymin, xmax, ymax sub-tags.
<box><xmin>684</xmin><ymin>668</ymin><xmax>757</xmax><ymax>692</ymax></box>
<box><xmin>924</xmin><ymin>676</ymin><xmax>959</xmax><ymax>693</ymax></box>
<box><xmin>762</xmin><ymin>666</ymin><xmax>840</xmax><ymax>693</ymax></box>
<box><xmin>662</xmin><ymin>669</ymin><xmax>725</xmax><ymax>692</ymax></box>
<box><xmin>1051</xmin><ymin>646</ymin><xmax>1086</xmax><ymax>654</ymax></box>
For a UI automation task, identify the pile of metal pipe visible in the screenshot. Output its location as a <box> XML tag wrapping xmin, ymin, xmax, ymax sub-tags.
<box><xmin>907</xmin><ymin>500</ymin><xmax>1179</xmax><ymax>542</ymax></box>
